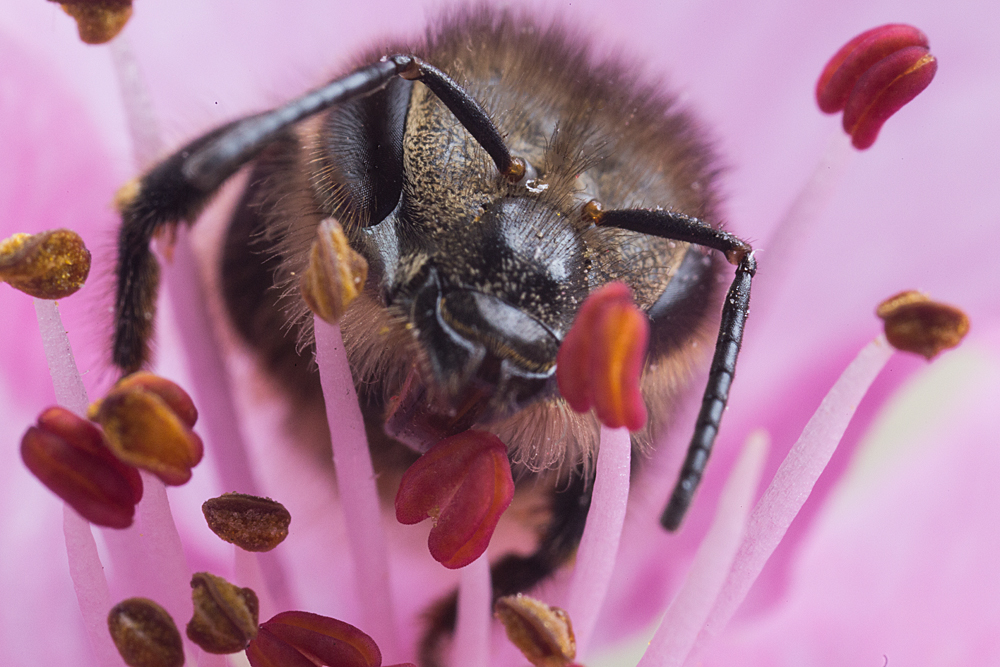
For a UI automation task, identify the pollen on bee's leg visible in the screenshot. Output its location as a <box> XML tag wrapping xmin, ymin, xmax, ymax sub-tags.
<box><xmin>88</xmin><ymin>372</ymin><xmax>204</xmax><ymax>486</ymax></box>
<box><xmin>0</xmin><ymin>229</ymin><xmax>91</xmax><ymax>299</ymax></box>
<box><xmin>395</xmin><ymin>430</ymin><xmax>515</xmax><ymax>569</ymax></box>
<box><xmin>816</xmin><ymin>24</ymin><xmax>937</xmax><ymax>149</ymax></box>
<box><xmin>246</xmin><ymin>611</ymin><xmax>391</xmax><ymax>667</ymax></box>
<box><xmin>21</xmin><ymin>406</ymin><xmax>142</xmax><ymax>528</ymax></box>
<box><xmin>557</xmin><ymin>282</ymin><xmax>649</xmax><ymax>431</ymax></box>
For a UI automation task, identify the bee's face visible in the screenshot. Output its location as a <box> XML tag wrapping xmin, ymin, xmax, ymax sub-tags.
<box><xmin>110</xmin><ymin>8</ymin><xmax>754</xmax><ymax>663</ymax></box>
<box><xmin>366</xmin><ymin>193</ymin><xmax>586</xmax><ymax>449</ymax></box>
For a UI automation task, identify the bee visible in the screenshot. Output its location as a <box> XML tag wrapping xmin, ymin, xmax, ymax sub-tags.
<box><xmin>112</xmin><ymin>7</ymin><xmax>754</xmax><ymax>663</ymax></box>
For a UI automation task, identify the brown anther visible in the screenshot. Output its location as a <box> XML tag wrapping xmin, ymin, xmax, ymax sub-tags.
<box><xmin>186</xmin><ymin>572</ymin><xmax>259</xmax><ymax>654</ymax></box>
<box><xmin>505</xmin><ymin>157</ymin><xmax>527</xmax><ymax>183</ymax></box>
<box><xmin>581</xmin><ymin>199</ymin><xmax>604</xmax><ymax>224</ymax></box>
<box><xmin>0</xmin><ymin>229</ymin><xmax>91</xmax><ymax>299</ymax></box>
<box><xmin>300</xmin><ymin>218</ymin><xmax>369</xmax><ymax>324</ymax></box>
<box><xmin>88</xmin><ymin>373</ymin><xmax>203</xmax><ymax>486</ymax></box>
<box><xmin>495</xmin><ymin>594</ymin><xmax>576</xmax><ymax>667</ymax></box>
<box><xmin>53</xmin><ymin>0</ymin><xmax>133</xmax><ymax>45</ymax></box>
<box><xmin>202</xmin><ymin>493</ymin><xmax>291</xmax><ymax>552</ymax></box>
<box><xmin>877</xmin><ymin>290</ymin><xmax>970</xmax><ymax>359</ymax></box>
<box><xmin>107</xmin><ymin>598</ymin><xmax>185</xmax><ymax>667</ymax></box>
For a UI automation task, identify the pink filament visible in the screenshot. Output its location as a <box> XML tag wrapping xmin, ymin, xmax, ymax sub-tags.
<box><xmin>565</xmin><ymin>425</ymin><xmax>632</xmax><ymax>659</ymax></box>
<box><xmin>637</xmin><ymin>430</ymin><xmax>769</xmax><ymax>667</ymax></box>
<box><xmin>314</xmin><ymin>317</ymin><xmax>401</xmax><ymax>660</ymax></box>
<box><xmin>34</xmin><ymin>299</ymin><xmax>121</xmax><ymax>665</ymax></box>
<box><xmin>453</xmin><ymin>552</ymin><xmax>492</xmax><ymax>667</ymax></box>
<box><xmin>686</xmin><ymin>335</ymin><xmax>895</xmax><ymax>663</ymax></box>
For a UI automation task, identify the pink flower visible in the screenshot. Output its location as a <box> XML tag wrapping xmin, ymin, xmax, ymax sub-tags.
<box><xmin>1</xmin><ymin>1</ymin><xmax>998</xmax><ymax>665</ymax></box>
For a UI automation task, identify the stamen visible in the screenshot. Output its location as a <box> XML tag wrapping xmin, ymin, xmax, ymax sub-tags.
<box><xmin>32</xmin><ymin>296</ymin><xmax>120</xmax><ymax>661</ymax></box>
<box><xmin>246</xmin><ymin>611</ymin><xmax>383</xmax><ymax>667</ymax></box>
<box><xmin>876</xmin><ymin>290</ymin><xmax>970</xmax><ymax>359</ymax></box>
<box><xmin>394</xmin><ymin>430</ymin><xmax>515</xmax><ymax>569</ymax></box>
<box><xmin>817</xmin><ymin>24</ymin><xmax>937</xmax><ymax>149</ymax></box>
<box><xmin>454</xmin><ymin>552</ymin><xmax>492</xmax><ymax>667</ymax></box>
<box><xmin>689</xmin><ymin>334</ymin><xmax>897</xmax><ymax>659</ymax></box>
<box><xmin>0</xmin><ymin>229</ymin><xmax>91</xmax><ymax>299</ymax></box>
<box><xmin>100</xmin><ymin>475</ymin><xmax>196</xmax><ymax>659</ymax></box>
<box><xmin>816</xmin><ymin>25</ymin><xmax>929</xmax><ymax>113</ymax></box>
<box><xmin>107</xmin><ymin>597</ymin><xmax>184</xmax><ymax>667</ymax></box>
<box><xmin>63</xmin><ymin>508</ymin><xmax>121</xmax><ymax>666</ymax></box>
<box><xmin>88</xmin><ymin>373</ymin><xmax>204</xmax><ymax>486</ymax></box>
<box><xmin>557</xmin><ymin>282</ymin><xmax>649</xmax><ymax>431</ymax></box>
<box><xmin>21</xmin><ymin>407</ymin><xmax>141</xmax><ymax>528</ymax></box>
<box><xmin>202</xmin><ymin>493</ymin><xmax>291</xmax><ymax>552</ymax></box>
<box><xmin>314</xmin><ymin>317</ymin><xmax>401</xmax><ymax>657</ymax></box>
<box><xmin>186</xmin><ymin>572</ymin><xmax>259</xmax><ymax>654</ymax></box>
<box><xmin>301</xmin><ymin>218</ymin><xmax>369</xmax><ymax>324</ymax></box>
<box><xmin>564</xmin><ymin>425</ymin><xmax>630</xmax><ymax>659</ymax></box>
<box><xmin>636</xmin><ymin>431</ymin><xmax>769</xmax><ymax>667</ymax></box>
<box><xmin>53</xmin><ymin>0</ymin><xmax>133</xmax><ymax>45</ymax></box>
<box><xmin>495</xmin><ymin>594</ymin><xmax>577</xmax><ymax>667</ymax></box>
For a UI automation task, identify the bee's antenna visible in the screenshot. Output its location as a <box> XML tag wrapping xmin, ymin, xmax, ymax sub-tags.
<box><xmin>593</xmin><ymin>207</ymin><xmax>756</xmax><ymax>531</ymax></box>
<box><xmin>114</xmin><ymin>54</ymin><xmax>522</xmax><ymax>373</ymax></box>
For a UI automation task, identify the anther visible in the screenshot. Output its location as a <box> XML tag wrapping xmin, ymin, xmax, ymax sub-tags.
<box><xmin>55</xmin><ymin>0</ymin><xmax>133</xmax><ymax>45</ymax></box>
<box><xmin>246</xmin><ymin>611</ymin><xmax>383</xmax><ymax>667</ymax></box>
<box><xmin>88</xmin><ymin>372</ymin><xmax>203</xmax><ymax>486</ymax></box>
<box><xmin>816</xmin><ymin>24</ymin><xmax>937</xmax><ymax>149</ymax></box>
<box><xmin>557</xmin><ymin>282</ymin><xmax>649</xmax><ymax>431</ymax></box>
<box><xmin>187</xmin><ymin>572</ymin><xmax>259</xmax><ymax>654</ymax></box>
<box><xmin>395</xmin><ymin>430</ymin><xmax>515</xmax><ymax>569</ymax></box>
<box><xmin>107</xmin><ymin>598</ymin><xmax>184</xmax><ymax>667</ymax></box>
<box><xmin>300</xmin><ymin>218</ymin><xmax>369</xmax><ymax>324</ymax></box>
<box><xmin>202</xmin><ymin>493</ymin><xmax>291</xmax><ymax>552</ymax></box>
<box><xmin>495</xmin><ymin>594</ymin><xmax>577</xmax><ymax>667</ymax></box>
<box><xmin>876</xmin><ymin>290</ymin><xmax>969</xmax><ymax>359</ymax></box>
<box><xmin>0</xmin><ymin>229</ymin><xmax>91</xmax><ymax>299</ymax></box>
<box><xmin>21</xmin><ymin>406</ymin><xmax>142</xmax><ymax>528</ymax></box>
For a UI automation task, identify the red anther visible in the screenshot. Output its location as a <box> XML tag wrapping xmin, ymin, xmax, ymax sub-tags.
<box><xmin>38</xmin><ymin>406</ymin><xmax>143</xmax><ymax>503</ymax></box>
<box><xmin>21</xmin><ymin>407</ymin><xmax>141</xmax><ymax>528</ymax></box>
<box><xmin>556</xmin><ymin>282</ymin><xmax>649</xmax><ymax>431</ymax></box>
<box><xmin>246</xmin><ymin>611</ymin><xmax>381</xmax><ymax>667</ymax></box>
<box><xmin>817</xmin><ymin>24</ymin><xmax>929</xmax><ymax>113</ymax></box>
<box><xmin>395</xmin><ymin>430</ymin><xmax>515</xmax><ymax>569</ymax></box>
<box><xmin>842</xmin><ymin>46</ymin><xmax>937</xmax><ymax>149</ymax></box>
<box><xmin>816</xmin><ymin>24</ymin><xmax>937</xmax><ymax>150</ymax></box>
